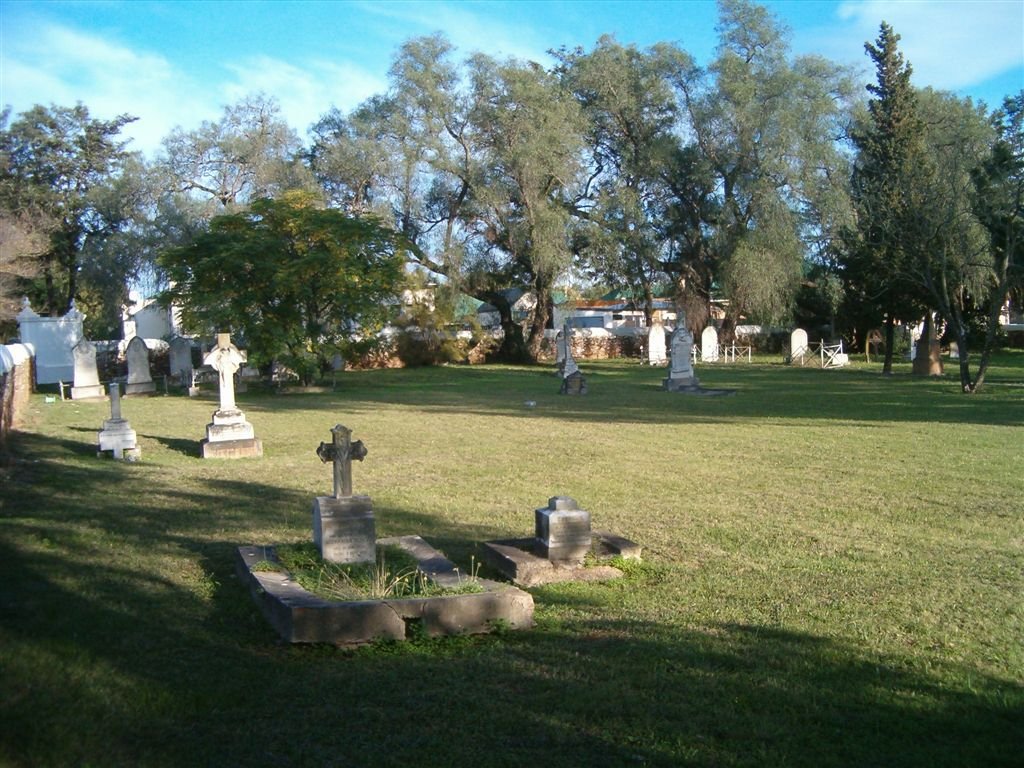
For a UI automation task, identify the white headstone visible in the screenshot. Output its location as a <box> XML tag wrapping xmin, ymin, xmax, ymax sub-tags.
<box><xmin>203</xmin><ymin>333</ymin><xmax>246</xmax><ymax>413</ymax></box>
<box><xmin>124</xmin><ymin>336</ymin><xmax>156</xmax><ymax>395</ymax></box>
<box><xmin>16</xmin><ymin>298</ymin><xmax>84</xmax><ymax>384</ymax></box>
<box><xmin>647</xmin><ymin>323</ymin><xmax>667</xmax><ymax>365</ymax></box>
<box><xmin>701</xmin><ymin>326</ymin><xmax>719</xmax><ymax>362</ymax></box>
<box><xmin>664</xmin><ymin>320</ymin><xmax>700</xmax><ymax>390</ymax></box>
<box><xmin>790</xmin><ymin>328</ymin><xmax>808</xmax><ymax>362</ymax></box>
<box><xmin>97</xmin><ymin>382</ymin><xmax>139</xmax><ymax>460</ymax></box>
<box><xmin>71</xmin><ymin>339</ymin><xmax>104</xmax><ymax>399</ymax></box>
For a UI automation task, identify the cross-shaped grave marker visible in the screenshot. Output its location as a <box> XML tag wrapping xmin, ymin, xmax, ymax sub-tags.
<box><xmin>317</xmin><ymin>424</ymin><xmax>368</xmax><ymax>499</ymax></box>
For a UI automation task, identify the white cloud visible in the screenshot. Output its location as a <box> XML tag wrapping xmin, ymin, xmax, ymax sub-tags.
<box><xmin>221</xmin><ymin>55</ymin><xmax>387</xmax><ymax>135</ymax></box>
<box><xmin>1</xmin><ymin>22</ymin><xmax>218</xmax><ymax>157</ymax></box>
<box><xmin>835</xmin><ymin>0</ymin><xmax>1024</xmax><ymax>91</ymax></box>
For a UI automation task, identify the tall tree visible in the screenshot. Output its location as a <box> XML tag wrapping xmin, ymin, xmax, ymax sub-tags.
<box><xmin>467</xmin><ymin>54</ymin><xmax>586</xmax><ymax>357</ymax></box>
<box><xmin>671</xmin><ymin>0</ymin><xmax>855</xmax><ymax>336</ymax></box>
<box><xmin>161</xmin><ymin>94</ymin><xmax>312</xmax><ymax>215</ymax></box>
<box><xmin>0</xmin><ymin>103</ymin><xmax>140</xmax><ymax>330</ymax></box>
<box><xmin>158</xmin><ymin>192</ymin><xmax>407</xmax><ymax>383</ymax></box>
<box><xmin>844</xmin><ymin>22</ymin><xmax>925</xmax><ymax>373</ymax></box>
<box><xmin>554</xmin><ymin>37</ymin><xmax>687</xmax><ymax>324</ymax></box>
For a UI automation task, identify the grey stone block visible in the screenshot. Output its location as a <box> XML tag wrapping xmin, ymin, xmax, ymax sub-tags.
<box><xmin>312</xmin><ymin>495</ymin><xmax>375</xmax><ymax>564</ymax></box>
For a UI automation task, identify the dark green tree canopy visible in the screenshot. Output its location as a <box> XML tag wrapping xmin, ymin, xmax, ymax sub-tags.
<box><xmin>158</xmin><ymin>191</ymin><xmax>407</xmax><ymax>382</ymax></box>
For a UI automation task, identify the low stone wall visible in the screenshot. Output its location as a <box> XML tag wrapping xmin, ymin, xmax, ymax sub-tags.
<box><xmin>1</xmin><ymin>343</ymin><xmax>35</xmax><ymax>460</ymax></box>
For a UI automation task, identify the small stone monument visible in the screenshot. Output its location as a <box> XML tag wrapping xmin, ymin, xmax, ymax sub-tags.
<box><xmin>124</xmin><ymin>336</ymin><xmax>156</xmax><ymax>395</ymax></box>
<box><xmin>312</xmin><ymin>424</ymin><xmax>375</xmax><ymax>564</ymax></box>
<box><xmin>71</xmin><ymin>338</ymin><xmax>105</xmax><ymax>400</ymax></box>
<box><xmin>701</xmin><ymin>326</ymin><xmax>719</xmax><ymax>362</ymax></box>
<box><xmin>535</xmin><ymin>496</ymin><xmax>592</xmax><ymax>564</ymax></box>
<box><xmin>647</xmin><ymin>321</ymin><xmax>667</xmax><ymax>365</ymax></box>
<box><xmin>663</xmin><ymin>320</ymin><xmax>700</xmax><ymax>391</ymax></box>
<box><xmin>482</xmin><ymin>495</ymin><xmax>641</xmax><ymax>587</ymax></box>
<box><xmin>789</xmin><ymin>327</ymin><xmax>809</xmax><ymax>363</ymax></box>
<box><xmin>97</xmin><ymin>382</ymin><xmax>140</xmax><ymax>460</ymax></box>
<box><xmin>558</xmin><ymin>323</ymin><xmax>587</xmax><ymax>395</ymax></box>
<box><xmin>169</xmin><ymin>336</ymin><xmax>194</xmax><ymax>387</ymax></box>
<box><xmin>200</xmin><ymin>333</ymin><xmax>262</xmax><ymax>458</ymax></box>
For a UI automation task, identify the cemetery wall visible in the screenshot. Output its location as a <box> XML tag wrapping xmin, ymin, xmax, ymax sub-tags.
<box><xmin>1</xmin><ymin>343</ymin><xmax>35</xmax><ymax>459</ymax></box>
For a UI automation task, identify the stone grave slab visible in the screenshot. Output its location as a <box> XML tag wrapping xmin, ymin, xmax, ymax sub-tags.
<box><xmin>236</xmin><ymin>536</ymin><xmax>534</xmax><ymax>645</ymax></box>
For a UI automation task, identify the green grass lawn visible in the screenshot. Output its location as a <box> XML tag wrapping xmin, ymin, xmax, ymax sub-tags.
<box><xmin>2</xmin><ymin>353</ymin><xmax>1022</xmax><ymax>767</ymax></box>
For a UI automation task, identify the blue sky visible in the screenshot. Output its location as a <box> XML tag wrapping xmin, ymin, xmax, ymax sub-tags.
<box><xmin>2</xmin><ymin>0</ymin><xmax>1022</xmax><ymax>157</ymax></box>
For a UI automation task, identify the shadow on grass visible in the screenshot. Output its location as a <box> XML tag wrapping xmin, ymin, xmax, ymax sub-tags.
<box><xmin>233</xmin><ymin>359</ymin><xmax>1024</xmax><ymax>429</ymax></box>
<box><xmin>1</xmin><ymin>432</ymin><xmax>1021</xmax><ymax>767</ymax></box>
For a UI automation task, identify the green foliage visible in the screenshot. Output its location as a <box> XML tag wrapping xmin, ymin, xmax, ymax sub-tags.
<box><xmin>158</xmin><ymin>191</ymin><xmax>406</xmax><ymax>381</ymax></box>
<box><xmin>0</xmin><ymin>103</ymin><xmax>142</xmax><ymax>333</ymax></box>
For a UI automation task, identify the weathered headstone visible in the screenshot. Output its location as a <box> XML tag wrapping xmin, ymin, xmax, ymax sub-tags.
<box><xmin>169</xmin><ymin>336</ymin><xmax>194</xmax><ymax>387</ymax></box>
<box><xmin>554</xmin><ymin>328</ymin><xmax>567</xmax><ymax>373</ymax></box>
<box><xmin>70</xmin><ymin>338</ymin><xmax>105</xmax><ymax>400</ymax></box>
<box><xmin>647</xmin><ymin>322</ymin><xmax>667</xmax><ymax>365</ymax></box>
<box><xmin>97</xmin><ymin>382</ymin><xmax>139</xmax><ymax>460</ymax></box>
<box><xmin>663</xmin><ymin>320</ymin><xmax>700</xmax><ymax>391</ymax></box>
<box><xmin>200</xmin><ymin>333</ymin><xmax>262</xmax><ymax>458</ymax></box>
<box><xmin>789</xmin><ymin>328</ymin><xmax>809</xmax><ymax>363</ymax></box>
<box><xmin>559</xmin><ymin>323</ymin><xmax>587</xmax><ymax>395</ymax></box>
<box><xmin>124</xmin><ymin>336</ymin><xmax>156</xmax><ymax>395</ymax></box>
<box><xmin>701</xmin><ymin>326</ymin><xmax>719</xmax><ymax>362</ymax></box>
<box><xmin>535</xmin><ymin>496</ymin><xmax>591</xmax><ymax>564</ymax></box>
<box><xmin>312</xmin><ymin>424</ymin><xmax>375</xmax><ymax>564</ymax></box>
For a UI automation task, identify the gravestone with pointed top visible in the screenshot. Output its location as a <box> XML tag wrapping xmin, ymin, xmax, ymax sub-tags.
<box><xmin>312</xmin><ymin>424</ymin><xmax>375</xmax><ymax>563</ymax></box>
<box><xmin>124</xmin><ymin>336</ymin><xmax>156</xmax><ymax>395</ymax></box>
<box><xmin>559</xmin><ymin>323</ymin><xmax>587</xmax><ymax>395</ymax></box>
<box><xmin>200</xmin><ymin>333</ymin><xmax>262</xmax><ymax>458</ymax></box>
<box><xmin>71</xmin><ymin>338</ymin><xmax>105</xmax><ymax>400</ymax></box>
<box><xmin>97</xmin><ymin>382</ymin><xmax>140</xmax><ymax>460</ymax></box>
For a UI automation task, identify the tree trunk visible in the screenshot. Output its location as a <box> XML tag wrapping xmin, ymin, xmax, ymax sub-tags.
<box><xmin>526</xmin><ymin>277</ymin><xmax>550</xmax><ymax>361</ymax></box>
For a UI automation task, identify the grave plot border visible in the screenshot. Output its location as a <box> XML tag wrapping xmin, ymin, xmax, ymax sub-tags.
<box><xmin>236</xmin><ymin>535</ymin><xmax>534</xmax><ymax>645</ymax></box>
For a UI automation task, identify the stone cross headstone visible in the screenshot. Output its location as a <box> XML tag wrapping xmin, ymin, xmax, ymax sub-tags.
<box><xmin>204</xmin><ymin>333</ymin><xmax>245</xmax><ymax>413</ymax></box>
<box><xmin>124</xmin><ymin>336</ymin><xmax>156</xmax><ymax>395</ymax></box>
<box><xmin>701</xmin><ymin>326</ymin><xmax>719</xmax><ymax>362</ymax></box>
<box><xmin>647</xmin><ymin>322</ymin><xmax>667</xmax><ymax>365</ymax></box>
<box><xmin>169</xmin><ymin>336</ymin><xmax>194</xmax><ymax>386</ymax></box>
<box><xmin>200</xmin><ymin>333</ymin><xmax>262</xmax><ymax>458</ymax></box>
<box><xmin>790</xmin><ymin>328</ymin><xmax>808</xmax><ymax>363</ymax></box>
<box><xmin>312</xmin><ymin>424</ymin><xmax>375</xmax><ymax>563</ymax></box>
<box><xmin>97</xmin><ymin>382</ymin><xmax>139</xmax><ymax>460</ymax></box>
<box><xmin>317</xmin><ymin>424</ymin><xmax>368</xmax><ymax>498</ymax></box>
<box><xmin>71</xmin><ymin>338</ymin><xmax>104</xmax><ymax>400</ymax></box>
<box><xmin>664</xmin><ymin>318</ymin><xmax>700</xmax><ymax>391</ymax></box>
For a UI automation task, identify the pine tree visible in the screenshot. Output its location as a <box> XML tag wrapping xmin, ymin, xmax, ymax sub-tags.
<box><xmin>845</xmin><ymin>22</ymin><xmax>926</xmax><ymax>373</ymax></box>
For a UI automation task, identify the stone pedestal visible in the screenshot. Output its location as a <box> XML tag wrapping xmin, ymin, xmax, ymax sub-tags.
<box><xmin>97</xmin><ymin>383</ymin><xmax>139</xmax><ymax>460</ymax></box>
<box><xmin>535</xmin><ymin>496</ymin><xmax>591</xmax><ymax>564</ymax></box>
<box><xmin>72</xmin><ymin>383</ymin><xmax>106</xmax><ymax>399</ymax></box>
<box><xmin>312</xmin><ymin>495</ymin><xmax>375</xmax><ymax>564</ymax></box>
<box><xmin>201</xmin><ymin>408</ymin><xmax>263</xmax><ymax>458</ymax></box>
<box><xmin>663</xmin><ymin>373</ymin><xmax>701</xmax><ymax>391</ymax></box>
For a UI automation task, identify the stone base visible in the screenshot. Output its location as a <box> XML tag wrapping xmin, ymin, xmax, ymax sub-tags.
<box><xmin>236</xmin><ymin>536</ymin><xmax>534</xmax><ymax>645</ymax></box>
<box><xmin>535</xmin><ymin>499</ymin><xmax>592</xmax><ymax>564</ymax></box>
<box><xmin>71</xmin><ymin>384</ymin><xmax>106</xmax><ymax>400</ymax></box>
<box><xmin>560</xmin><ymin>371</ymin><xmax>587</xmax><ymax>395</ymax></box>
<box><xmin>98</xmin><ymin>420</ymin><xmax>140</xmax><ymax>460</ymax></box>
<box><xmin>188</xmin><ymin>386</ymin><xmax>200</xmax><ymax>397</ymax></box>
<box><xmin>482</xmin><ymin>531</ymin><xmax>642</xmax><ymax>587</ymax></box>
<box><xmin>201</xmin><ymin>437</ymin><xmax>263</xmax><ymax>459</ymax></box>
<box><xmin>125</xmin><ymin>381</ymin><xmax>156</xmax><ymax>396</ymax></box>
<box><xmin>312</xmin><ymin>495</ymin><xmax>375</xmax><ymax>564</ymax></box>
<box><xmin>662</xmin><ymin>374</ymin><xmax>700</xmax><ymax>391</ymax></box>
